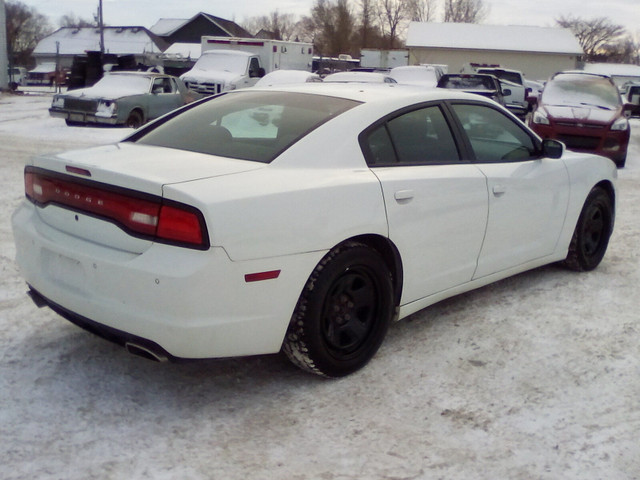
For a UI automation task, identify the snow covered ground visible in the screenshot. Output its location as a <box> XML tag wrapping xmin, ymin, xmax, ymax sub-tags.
<box><xmin>1</xmin><ymin>90</ymin><xmax>639</xmax><ymax>480</ymax></box>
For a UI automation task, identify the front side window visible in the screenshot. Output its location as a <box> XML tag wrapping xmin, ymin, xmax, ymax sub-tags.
<box><xmin>363</xmin><ymin>105</ymin><xmax>459</xmax><ymax>165</ymax></box>
<box><xmin>451</xmin><ymin>103</ymin><xmax>537</xmax><ymax>162</ymax></box>
<box><xmin>249</xmin><ymin>58</ymin><xmax>261</xmax><ymax>77</ymax></box>
<box><xmin>132</xmin><ymin>91</ymin><xmax>360</xmax><ymax>163</ymax></box>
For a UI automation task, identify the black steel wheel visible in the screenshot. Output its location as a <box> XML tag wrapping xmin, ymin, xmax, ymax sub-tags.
<box><xmin>283</xmin><ymin>242</ymin><xmax>394</xmax><ymax>377</ymax></box>
<box><xmin>126</xmin><ymin>110</ymin><xmax>143</xmax><ymax>129</ymax></box>
<box><xmin>563</xmin><ymin>186</ymin><xmax>613</xmax><ymax>271</ymax></box>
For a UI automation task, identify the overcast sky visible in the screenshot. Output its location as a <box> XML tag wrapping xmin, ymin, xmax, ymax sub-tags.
<box><xmin>19</xmin><ymin>0</ymin><xmax>640</xmax><ymax>37</ymax></box>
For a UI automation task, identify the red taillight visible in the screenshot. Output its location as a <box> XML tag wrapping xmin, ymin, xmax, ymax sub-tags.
<box><xmin>157</xmin><ymin>204</ymin><xmax>204</xmax><ymax>246</ymax></box>
<box><xmin>25</xmin><ymin>168</ymin><xmax>209</xmax><ymax>250</ymax></box>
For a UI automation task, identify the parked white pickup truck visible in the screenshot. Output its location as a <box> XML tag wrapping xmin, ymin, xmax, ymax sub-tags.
<box><xmin>474</xmin><ymin>66</ymin><xmax>530</xmax><ymax>119</ymax></box>
<box><xmin>180</xmin><ymin>37</ymin><xmax>313</xmax><ymax>95</ymax></box>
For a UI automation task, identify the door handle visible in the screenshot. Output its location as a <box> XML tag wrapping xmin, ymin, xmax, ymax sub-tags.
<box><xmin>394</xmin><ymin>190</ymin><xmax>414</xmax><ymax>203</ymax></box>
<box><xmin>492</xmin><ymin>185</ymin><xmax>506</xmax><ymax>196</ymax></box>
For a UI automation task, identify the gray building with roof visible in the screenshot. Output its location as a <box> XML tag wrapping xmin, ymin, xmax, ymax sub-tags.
<box><xmin>150</xmin><ymin>12</ymin><xmax>252</xmax><ymax>45</ymax></box>
<box><xmin>406</xmin><ymin>22</ymin><xmax>584</xmax><ymax>81</ymax></box>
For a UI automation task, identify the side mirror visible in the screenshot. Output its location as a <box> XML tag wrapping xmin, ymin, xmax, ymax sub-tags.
<box><xmin>542</xmin><ymin>138</ymin><xmax>564</xmax><ymax>159</ymax></box>
<box><xmin>502</xmin><ymin>88</ymin><xmax>511</xmax><ymax>96</ymax></box>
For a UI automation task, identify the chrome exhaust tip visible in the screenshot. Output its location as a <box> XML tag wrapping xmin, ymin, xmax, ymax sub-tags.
<box><xmin>125</xmin><ymin>342</ymin><xmax>168</xmax><ymax>362</ymax></box>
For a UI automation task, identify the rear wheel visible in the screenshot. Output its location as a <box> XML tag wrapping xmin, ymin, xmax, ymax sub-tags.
<box><xmin>283</xmin><ymin>242</ymin><xmax>394</xmax><ymax>377</ymax></box>
<box><xmin>562</xmin><ymin>187</ymin><xmax>613</xmax><ymax>271</ymax></box>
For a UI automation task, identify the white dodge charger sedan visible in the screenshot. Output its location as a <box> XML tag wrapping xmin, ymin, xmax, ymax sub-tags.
<box><xmin>12</xmin><ymin>83</ymin><xmax>617</xmax><ymax>377</ymax></box>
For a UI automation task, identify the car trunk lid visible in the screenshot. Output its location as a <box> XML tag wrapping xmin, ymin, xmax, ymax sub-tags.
<box><xmin>26</xmin><ymin>142</ymin><xmax>264</xmax><ymax>253</ymax></box>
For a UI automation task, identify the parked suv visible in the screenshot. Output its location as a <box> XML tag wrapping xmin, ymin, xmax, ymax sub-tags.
<box><xmin>529</xmin><ymin>72</ymin><xmax>631</xmax><ymax>168</ymax></box>
<box><xmin>622</xmin><ymin>81</ymin><xmax>640</xmax><ymax>117</ymax></box>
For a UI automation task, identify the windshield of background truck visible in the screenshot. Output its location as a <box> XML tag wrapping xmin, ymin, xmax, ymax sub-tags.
<box><xmin>542</xmin><ymin>75</ymin><xmax>621</xmax><ymax>109</ymax></box>
<box><xmin>440</xmin><ymin>75</ymin><xmax>495</xmax><ymax>90</ymax></box>
<box><xmin>195</xmin><ymin>53</ymin><xmax>248</xmax><ymax>75</ymax></box>
<box><xmin>478</xmin><ymin>69</ymin><xmax>522</xmax><ymax>85</ymax></box>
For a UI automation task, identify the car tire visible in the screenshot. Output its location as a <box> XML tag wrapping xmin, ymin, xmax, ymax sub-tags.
<box><xmin>126</xmin><ymin>110</ymin><xmax>143</xmax><ymax>129</ymax></box>
<box><xmin>615</xmin><ymin>154</ymin><xmax>626</xmax><ymax>169</ymax></box>
<box><xmin>283</xmin><ymin>242</ymin><xmax>394</xmax><ymax>377</ymax></box>
<box><xmin>562</xmin><ymin>186</ymin><xmax>613</xmax><ymax>272</ymax></box>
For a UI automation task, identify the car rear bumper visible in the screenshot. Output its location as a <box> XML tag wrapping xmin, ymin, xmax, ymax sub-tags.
<box><xmin>12</xmin><ymin>201</ymin><xmax>322</xmax><ymax>359</ymax></box>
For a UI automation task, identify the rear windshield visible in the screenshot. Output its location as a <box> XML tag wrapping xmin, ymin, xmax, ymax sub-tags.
<box><xmin>439</xmin><ymin>75</ymin><xmax>495</xmax><ymax>91</ymax></box>
<box><xmin>132</xmin><ymin>90</ymin><xmax>360</xmax><ymax>163</ymax></box>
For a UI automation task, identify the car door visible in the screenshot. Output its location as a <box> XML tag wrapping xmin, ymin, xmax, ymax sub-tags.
<box><xmin>448</xmin><ymin>102</ymin><xmax>570</xmax><ymax>279</ymax></box>
<box><xmin>362</xmin><ymin>104</ymin><xmax>489</xmax><ymax>305</ymax></box>
<box><xmin>148</xmin><ymin>77</ymin><xmax>183</xmax><ymax>120</ymax></box>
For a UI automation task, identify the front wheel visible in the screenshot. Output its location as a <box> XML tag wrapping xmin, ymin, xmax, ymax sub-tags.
<box><xmin>283</xmin><ymin>242</ymin><xmax>394</xmax><ymax>377</ymax></box>
<box><xmin>562</xmin><ymin>186</ymin><xmax>613</xmax><ymax>271</ymax></box>
<box><xmin>126</xmin><ymin>110</ymin><xmax>143</xmax><ymax>129</ymax></box>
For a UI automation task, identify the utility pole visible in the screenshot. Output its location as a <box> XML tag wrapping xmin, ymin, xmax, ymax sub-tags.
<box><xmin>0</xmin><ymin>0</ymin><xmax>9</xmax><ymax>90</ymax></box>
<box><xmin>98</xmin><ymin>0</ymin><xmax>105</xmax><ymax>54</ymax></box>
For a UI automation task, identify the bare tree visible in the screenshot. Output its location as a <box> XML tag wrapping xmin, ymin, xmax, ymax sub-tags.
<box><xmin>443</xmin><ymin>0</ymin><xmax>488</xmax><ymax>23</ymax></box>
<box><xmin>556</xmin><ymin>15</ymin><xmax>627</xmax><ymax>61</ymax></box>
<box><xmin>594</xmin><ymin>34</ymin><xmax>639</xmax><ymax>64</ymax></box>
<box><xmin>59</xmin><ymin>12</ymin><xmax>94</xmax><ymax>28</ymax></box>
<box><xmin>242</xmin><ymin>11</ymin><xmax>297</xmax><ymax>40</ymax></box>
<box><xmin>308</xmin><ymin>0</ymin><xmax>356</xmax><ymax>56</ymax></box>
<box><xmin>406</xmin><ymin>0</ymin><xmax>437</xmax><ymax>22</ymax></box>
<box><xmin>5</xmin><ymin>1</ymin><xmax>52</xmax><ymax>66</ymax></box>
<box><xmin>333</xmin><ymin>0</ymin><xmax>355</xmax><ymax>54</ymax></box>
<box><xmin>375</xmin><ymin>0</ymin><xmax>408</xmax><ymax>48</ymax></box>
<box><xmin>358</xmin><ymin>0</ymin><xmax>376</xmax><ymax>48</ymax></box>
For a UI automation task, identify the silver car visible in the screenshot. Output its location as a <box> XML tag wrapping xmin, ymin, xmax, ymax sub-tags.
<box><xmin>49</xmin><ymin>71</ymin><xmax>194</xmax><ymax>128</ymax></box>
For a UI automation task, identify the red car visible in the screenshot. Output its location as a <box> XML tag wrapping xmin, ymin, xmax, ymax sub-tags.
<box><xmin>529</xmin><ymin>72</ymin><xmax>631</xmax><ymax>167</ymax></box>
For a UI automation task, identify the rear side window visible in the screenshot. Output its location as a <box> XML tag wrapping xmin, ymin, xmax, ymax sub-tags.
<box><xmin>362</xmin><ymin>105</ymin><xmax>460</xmax><ymax>165</ymax></box>
<box><xmin>133</xmin><ymin>91</ymin><xmax>360</xmax><ymax>163</ymax></box>
<box><xmin>450</xmin><ymin>103</ymin><xmax>537</xmax><ymax>162</ymax></box>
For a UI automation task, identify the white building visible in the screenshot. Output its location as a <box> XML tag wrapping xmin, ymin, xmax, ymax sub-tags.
<box><xmin>583</xmin><ymin>63</ymin><xmax>640</xmax><ymax>88</ymax></box>
<box><xmin>406</xmin><ymin>22</ymin><xmax>584</xmax><ymax>81</ymax></box>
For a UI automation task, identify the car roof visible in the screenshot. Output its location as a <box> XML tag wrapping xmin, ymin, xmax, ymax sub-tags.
<box><xmin>552</xmin><ymin>71</ymin><xmax>612</xmax><ymax>81</ymax></box>
<box><xmin>323</xmin><ymin>71</ymin><xmax>396</xmax><ymax>83</ymax></box>
<box><xmin>254</xmin><ymin>70</ymin><xmax>320</xmax><ymax>87</ymax></box>
<box><xmin>442</xmin><ymin>73</ymin><xmax>496</xmax><ymax>79</ymax></box>
<box><xmin>201</xmin><ymin>49</ymin><xmax>254</xmax><ymax>57</ymax></box>
<box><xmin>248</xmin><ymin>82</ymin><xmax>496</xmax><ymax>107</ymax></box>
<box><xmin>107</xmin><ymin>71</ymin><xmax>172</xmax><ymax>79</ymax></box>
